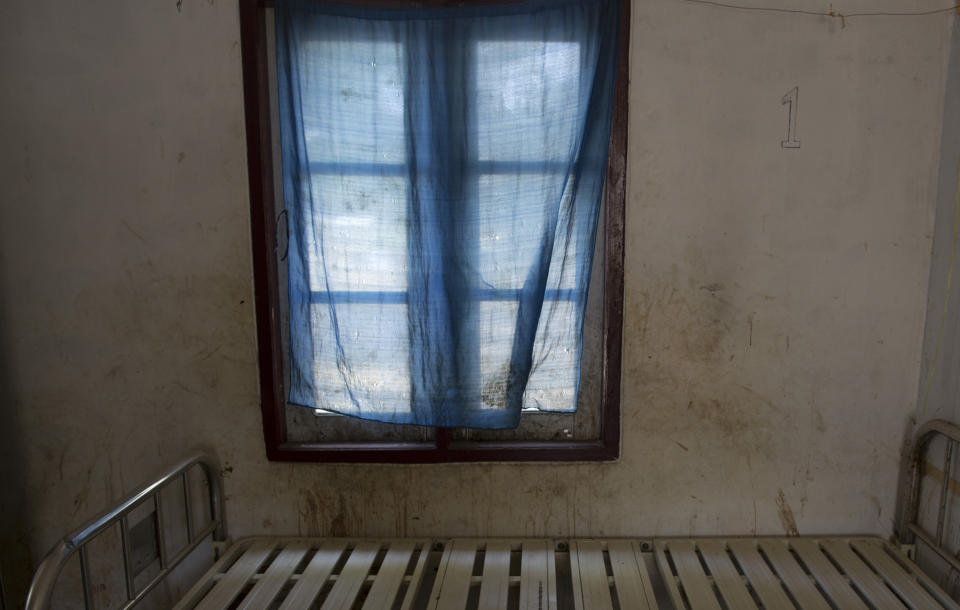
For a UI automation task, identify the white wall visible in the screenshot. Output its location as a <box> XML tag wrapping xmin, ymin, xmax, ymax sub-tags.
<box><xmin>0</xmin><ymin>0</ymin><xmax>953</xmax><ymax>605</ymax></box>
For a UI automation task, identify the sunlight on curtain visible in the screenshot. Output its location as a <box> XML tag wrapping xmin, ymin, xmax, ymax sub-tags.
<box><xmin>276</xmin><ymin>0</ymin><xmax>620</xmax><ymax>428</ymax></box>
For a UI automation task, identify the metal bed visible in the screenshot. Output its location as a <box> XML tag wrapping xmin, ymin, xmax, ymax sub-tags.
<box><xmin>24</xmin><ymin>419</ymin><xmax>960</xmax><ymax>609</ymax></box>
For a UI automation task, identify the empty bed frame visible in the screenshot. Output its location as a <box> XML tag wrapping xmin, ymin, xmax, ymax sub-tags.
<box><xmin>25</xmin><ymin>419</ymin><xmax>960</xmax><ymax>609</ymax></box>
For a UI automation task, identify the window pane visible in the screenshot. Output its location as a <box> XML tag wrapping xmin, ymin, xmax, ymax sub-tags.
<box><xmin>304</xmin><ymin>302</ymin><xmax>411</xmax><ymax>419</ymax></box>
<box><xmin>300</xmin><ymin>39</ymin><xmax>405</xmax><ymax>165</ymax></box>
<box><xmin>523</xmin><ymin>298</ymin><xmax>579</xmax><ymax>413</ymax></box>
<box><xmin>477</xmin><ymin>300</ymin><xmax>582</xmax><ymax>414</ymax></box>
<box><xmin>275</xmin><ymin>10</ymin><xmax>612</xmax><ymax>432</ymax></box>
<box><xmin>303</xmin><ymin>175</ymin><xmax>407</xmax><ymax>293</ymax></box>
<box><xmin>454</xmin><ymin>212</ymin><xmax>603</xmax><ymax>437</ymax></box>
<box><xmin>478</xmin><ymin>300</ymin><xmax>519</xmax><ymax>411</ymax></box>
<box><xmin>476</xmin><ymin>41</ymin><xmax>582</xmax><ymax>163</ymax></box>
<box><xmin>477</xmin><ymin>173</ymin><xmax>579</xmax><ymax>291</ymax></box>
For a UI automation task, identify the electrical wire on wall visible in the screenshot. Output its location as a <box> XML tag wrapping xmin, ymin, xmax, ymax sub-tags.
<box><xmin>683</xmin><ymin>0</ymin><xmax>958</xmax><ymax>28</ymax></box>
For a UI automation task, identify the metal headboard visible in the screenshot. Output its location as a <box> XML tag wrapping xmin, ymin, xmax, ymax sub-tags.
<box><xmin>25</xmin><ymin>454</ymin><xmax>225</xmax><ymax>610</ymax></box>
<box><xmin>898</xmin><ymin>419</ymin><xmax>960</xmax><ymax>574</ymax></box>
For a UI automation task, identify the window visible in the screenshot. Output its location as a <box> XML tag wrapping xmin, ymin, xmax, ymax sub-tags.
<box><xmin>239</xmin><ymin>0</ymin><xmax>628</xmax><ymax>462</ymax></box>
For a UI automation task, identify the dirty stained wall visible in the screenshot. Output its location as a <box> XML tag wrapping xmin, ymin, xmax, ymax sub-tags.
<box><xmin>912</xmin><ymin>15</ymin><xmax>960</xmax><ymax>595</ymax></box>
<box><xmin>918</xmin><ymin>17</ymin><xmax>960</xmax><ymax>429</ymax></box>
<box><xmin>0</xmin><ymin>0</ymin><xmax>954</xmax><ymax>604</ymax></box>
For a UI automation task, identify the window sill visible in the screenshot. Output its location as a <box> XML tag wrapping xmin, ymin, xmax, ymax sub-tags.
<box><xmin>271</xmin><ymin>438</ymin><xmax>619</xmax><ymax>463</ymax></box>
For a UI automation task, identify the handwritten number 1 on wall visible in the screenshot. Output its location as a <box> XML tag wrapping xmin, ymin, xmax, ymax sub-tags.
<box><xmin>781</xmin><ymin>86</ymin><xmax>801</xmax><ymax>149</ymax></box>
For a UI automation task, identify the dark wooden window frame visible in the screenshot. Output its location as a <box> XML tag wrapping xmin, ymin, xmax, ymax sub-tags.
<box><xmin>239</xmin><ymin>0</ymin><xmax>628</xmax><ymax>462</ymax></box>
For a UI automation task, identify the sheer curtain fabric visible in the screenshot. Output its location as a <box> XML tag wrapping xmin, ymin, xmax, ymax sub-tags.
<box><xmin>276</xmin><ymin>0</ymin><xmax>621</xmax><ymax>428</ymax></box>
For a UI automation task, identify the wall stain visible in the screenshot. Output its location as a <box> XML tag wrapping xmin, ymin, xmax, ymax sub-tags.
<box><xmin>681</xmin><ymin>386</ymin><xmax>781</xmax><ymax>459</ymax></box>
<box><xmin>814</xmin><ymin>409</ymin><xmax>827</xmax><ymax>434</ymax></box>
<box><xmin>298</xmin><ymin>488</ymin><xmax>320</xmax><ymax>536</ymax></box>
<box><xmin>71</xmin><ymin>468</ymin><xmax>94</xmax><ymax>517</ymax></box>
<box><xmin>297</xmin><ymin>471</ymin><xmax>418</xmax><ymax>538</ymax></box>
<box><xmin>776</xmin><ymin>489</ymin><xmax>800</xmax><ymax>536</ymax></box>
<box><xmin>631</xmin><ymin>277</ymin><xmax>734</xmax><ymax>367</ymax></box>
<box><xmin>328</xmin><ymin>497</ymin><xmax>349</xmax><ymax>537</ymax></box>
<box><xmin>630</xmin><ymin>285</ymin><xmax>787</xmax><ymax>463</ymax></box>
<box><xmin>120</xmin><ymin>220</ymin><xmax>146</xmax><ymax>244</ymax></box>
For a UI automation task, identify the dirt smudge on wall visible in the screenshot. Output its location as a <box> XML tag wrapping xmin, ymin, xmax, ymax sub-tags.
<box><xmin>298</xmin><ymin>488</ymin><xmax>353</xmax><ymax>537</ymax></box>
<box><xmin>776</xmin><ymin>489</ymin><xmax>800</xmax><ymax>536</ymax></box>
<box><xmin>814</xmin><ymin>409</ymin><xmax>827</xmax><ymax>434</ymax></box>
<box><xmin>629</xmin><ymin>276</ymin><xmax>734</xmax><ymax>368</ymax></box>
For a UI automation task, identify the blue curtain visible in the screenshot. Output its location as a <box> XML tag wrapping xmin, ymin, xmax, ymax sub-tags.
<box><xmin>276</xmin><ymin>0</ymin><xmax>620</xmax><ymax>428</ymax></box>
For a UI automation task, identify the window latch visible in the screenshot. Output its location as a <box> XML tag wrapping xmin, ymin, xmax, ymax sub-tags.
<box><xmin>275</xmin><ymin>209</ymin><xmax>289</xmax><ymax>262</ymax></box>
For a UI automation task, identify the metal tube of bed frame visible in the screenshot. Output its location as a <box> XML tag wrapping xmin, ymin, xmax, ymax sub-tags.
<box><xmin>183</xmin><ymin>471</ymin><xmax>195</xmax><ymax>544</ymax></box>
<box><xmin>154</xmin><ymin>493</ymin><xmax>168</xmax><ymax>569</ymax></box>
<box><xmin>909</xmin><ymin>523</ymin><xmax>960</xmax><ymax>574</ymax></box>
<box><xmin>938</xmin><ymin>439</ymin><xmax>954</xmax><ymax>545</ymax></box>
<box><xmin>120</xmin><ymin>520</ymin><xmax>220</xmax><ymax>610</ymax></box>
<box><xmin>898</xmin><ymin>419</ymin><xmax>960</xmax><ymax>564</ymax></box>
<box><xmin>120</xmin><ymin>515</ymin><xmax>135</xmax><ymax>602</ymax></box>
<box><xmin>24</xmin><ymin>454</ymin><xmax>225</xmax><ymax>610</ymax></box>
<box><xmin>78</xmin><ymin>546</ymin><xmax>93</xmax><ymax>610</ymax></box>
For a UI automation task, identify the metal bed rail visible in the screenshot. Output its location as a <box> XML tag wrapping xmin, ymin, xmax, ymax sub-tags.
<box><xmin>898</xmin><ymin>419</ymin><xmax>960</xmax><ymax>575</ymax></box>
<box><xmin>25</xmin><ymin>454</ymin><xmax>226</xmax><ymax>610</ymax></box>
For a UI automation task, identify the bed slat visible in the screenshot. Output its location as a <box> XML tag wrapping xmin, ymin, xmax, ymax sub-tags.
<box><xmin>697</xmin><ymin>540</ymin><xmax>757</xmax><ymax>610</ymax></box>
<box><xmin>820</xmin><ymin>539</ymin><xmax>907</xmax><ymax>609</ymax></box>
<box><xmin>662</xmin><ymin>540</ymin><xmax>721</xmax><ymax>610</ymax></box>
<box><xmin>790</xmin><ymin>539</ymin><xmax>869</xmax><ymax>610</ymax></box>
<box><xmin>726</xmin><ymin>540</ymin><xmax>794</xmax><ymax>610</ymax></box>
<box><xmin>477</xmin><ymin>541</ymin><xmax>511</xmax><ymax>609</ymax></box>
<box><xmin>236</xmin><ymin>540</ymin><xmax>310</xmax><ymax>609</ymax></box>
<box><xmin>399</xmin><ymin>540</ymin><xmax>432</xmax><ymax>610</ymax></box>
<box><xmin>521</xmin><ymin>539</ymin><xmax>555</xmax><ymax>610</ymax></box>
<box><xmin>607</xmin><ymin>540</ymin><xmax>657</xmax><ymax>609</ymax></box>
<box><xmin>320</xmin><ymin>541</ymin><xmax>380</xmax><ymax>610</ymax></box>
<box><xmin>859</xmin><ymin>539</ymin><xmax>960</xmax><ymax>610</ymax></box>
<box><xmin>850</xmin><ymin>539</ymin><xmax>942</xmax><ymax>610</ymax></box>
<box><xmin>277</xmin><ymin>540</ymin><xmax>347</xmax><ymax>610</ymax></box>
<box><xmin>172</xmin><ymin>542</ymin><xmax>251</xmax><ymax>610</ymax></box>
<box><xmin>362</xmin><ymin>540</ymin><xmax>420</xmax><ymax>610</ymax></box>
<box><xmin>194</xmin><ymin>539</ymin><xmax>276</xmax><ymax>610</ymax></box>
<box><xmin>430</xmin><ymin>540</ymin><xmax>477</xmax><ymax>610</ymax></box>
<box><xmin>653</xmin><ymin>540</ymin><xmax>686</xmax><ymax>610</ymax></box>
<box><xmin>757</xmin><ymin>539</ymin><xmax>831</xmax><ymax>610</ymax></box>
<box><xmin>571</xmin><ymin>540</ymin><xmax>614</xmax><ymax>610</ymax></box>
